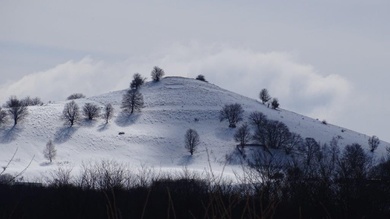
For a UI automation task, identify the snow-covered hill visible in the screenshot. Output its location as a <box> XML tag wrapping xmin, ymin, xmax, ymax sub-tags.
<box><xmin>1</xmin><ymin>77</ymin><xmax>389</xmax><ymax>181</ymax></box>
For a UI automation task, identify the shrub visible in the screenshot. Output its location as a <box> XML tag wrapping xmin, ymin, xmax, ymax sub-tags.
<box><xmin>196</xmin><ymin>74</ymin><xmax>207</xmax><ymax>82</ymax></box>
<box><xmin>151</xmin><ymin>66</ymin><xmax>165</xmax><ymax>82</ymax></box>
<box><xmin>67</xmin><ymin>93</ymin><xmax>85</xmax><ymax>100</ymax></box>
<box><xmin>271</xmin><ymin>98</ymin><xmax>279</xmax><ymax>109</ymax></box>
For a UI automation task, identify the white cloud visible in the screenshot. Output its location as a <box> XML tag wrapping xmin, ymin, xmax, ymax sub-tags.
<box><xmin>0</xmin><ymin>44</ymin><xmax>353</xmax><ymax>123</ymax></box>
<box><xmin>157</xmin><ymin>44</ymin><xmax>354</xmax><ymax>121</ymax></box>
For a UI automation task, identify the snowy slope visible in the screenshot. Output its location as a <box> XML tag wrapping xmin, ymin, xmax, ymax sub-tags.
<box><xmin>1</xmin><ymin>76</ymin><xmax>389</xmax><ymax>181</ymax></box>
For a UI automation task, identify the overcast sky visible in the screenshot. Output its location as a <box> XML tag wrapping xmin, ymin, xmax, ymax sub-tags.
<box><xmin>1</xmin><ymin>0</ymin><xmax>389</xmax><ymax>141</ymax></box>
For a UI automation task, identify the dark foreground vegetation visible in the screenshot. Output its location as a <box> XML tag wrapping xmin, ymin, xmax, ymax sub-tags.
<box><xmin>1</xmin><ymin>154</ymin><xmax>390</xmax><ymax>219</ymax></box>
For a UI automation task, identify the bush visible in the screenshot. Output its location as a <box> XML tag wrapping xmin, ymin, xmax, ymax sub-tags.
<box><xmin>67</xmin><ymin>93</ymin><xmax>85</xmax><ymax>100</ymax></box>
<box><xmin>271</xmin><ymin>98</ymin><xmax>279</xmax><ymax>109</ymax></box>
<box><xmin>196</xmin><ymin>74</ymin><xmax>207</xmax><ymax>82</ymax></box>
<box><xmin>151</xmin><ymin>66</ymin><xmax>165</xmax><ymax>82</ymax></box>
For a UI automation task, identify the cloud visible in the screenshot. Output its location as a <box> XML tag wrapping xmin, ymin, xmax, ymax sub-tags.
<box><xmin>157</xmin><ymin>44</ymin><xmax>354</xmax><ymax>120</ymax></box>
<box><xmin>0</xmin><ymin>44</ymin><xmax>353</xmax><ymax>122</ymax></box>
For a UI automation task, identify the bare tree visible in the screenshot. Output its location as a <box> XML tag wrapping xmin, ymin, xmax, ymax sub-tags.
<box><xmin>234</xmin><ymin>123</ymin><xmax>251</xmax><ymax>149</ymax></box>
<box><xmin>368</xmin><ymin>135</ymin><xmax>380</xmax><ymax>153</ymax></box>
<box><xmin>130</xmin><ymin>73</ymin><xmax>146</xmax><ymax>90</ymax></box>
<box><xmin>271</xmin><ymin>98</ymin><xmax>279</xmax><ymax>109</ymax></box>
<box><xmin>5</xmin><ymin>96</ymin><xmax>28</xmax><ymax>125</ymax></box>
<box><xmin>219</xmin><ymin>103</ymin><xmax>244</xmax><ymax>128</ymax></box>
<box><xmin>0</xmin><ymin>108</ymin><xmax>8</xmax><ymax>125</ymax></box>
<box><xmin>249</xmin><ymin>111</ymin><xmax>268</xmax><ymax>128</ymax></box>
<box><xmin>121</xmin><ymin>89</ymin><xmax>144</xmax><ymax>114</ymax></box>
<box><xmin>252</xmin><ymin>120</ymin><xmax>291</xmax><ymax>149</ymax></box>
<box><xmin>62</xmin><ymin>100</ymin><xmax>80</xmax><ymax>126</ymax></box>
<box><xmin>21</xmin><ymin>96</ymin><xmax>43</xmax><ymax>106</ymax></box>
<box><xmin>83</xmin><ymin>103</ymin><xmax>101</xmax><ymax>120</ymax></box>
<box><xmin>259</xmin><ymin>88</ymin><xmax>271</xmax><ymax>104</ymax></box>
<box><xmin>102</xmin><ymin>103</ymin><xmax>114</xmax><ymax>124</ymax></box>
<box><xmin>43</xmin><ymin>140</ymin><xmax>57</xmax><ymax>163</ymax></box>
<box><xmin>196</xmin><ymin>74</ymin><xmax>207</xmax><ymax>82</ymax></box>
<box><xmin>338</xmin><ymin>143</ymin><xmax>371</xmax><ymax>180</ymax></box>
<box><xmin>283</xmin><ymin>133</ymin><xmax>303</xmax><ymax>154</ymax></box>
<box><xmin>67</xmin><ymin>93</ymin><xmax>85</xmax><ymax>100</ymax></box>
<box><xmin>185</xmin><ymin>129</ymin><xmax>200</xmax><ymax>155</ymax></box>
<box><xmin>151</xmin><ymin>66</ymin><xmax>165</xmax><ymax>82</ymax></box>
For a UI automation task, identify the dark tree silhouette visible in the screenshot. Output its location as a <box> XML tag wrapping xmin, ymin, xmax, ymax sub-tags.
<box><xmin>43</xmin><ymin>140</ymin><xmax>56</xmax><ymax>163</ymax></box>
<box><xmin>185</xmin><ymin>129</ymin><xmax>200</xmax><ymax>155</ymax></box>
<box><xmin>121</xmin><ymin>89</ymin><xmax>144</xmax><ymax>114</ymax></box>
<box><xmin>219</xmin><ymin>103</ymin><xmax>244</xmax><ymax>128</ymax></box>
<box><xmin>259</xmin><ymin>89</ymin><xmax>271</xmax><ymax>104</ymax></box>
<box><xmin>130</xmin><ymin>73</ymin><xmax>146</xmax><ymax>90</ymax></box>
<box><xmin>21</xmin><ymin>96</ymin><xmax>43</xmax><ymax>106</ymax></box>
<box><xmin>151</xmin><ymin>66</ymin><xmax>165</xmax><ymax>82</ymax></box>
<box><xmin>67</xmin><ymin>93</ymin><xmax>86</xmax><ymax>100</ymax></box>
<box><xmin>62</xmin><ymin>100</ymin><xmax>80</xmax><ymax>126</ymax></box>
<box><xmin>368</xmin><ymin>135</ymin><xmax>380</xmax><ymax>153</ymax></box>
<box><xmin>248</xmin><ymin>111</ymin><xmax>268</xmax><ymax>128</ymax></box>
<box><xmin>5</xmin><ymin>96</ymin><xmax>28</xmax><ymax>125</ymax></box>
<box><xmin>338</xmin><ymin>143</ymin><xmax>371</xmax><ymax>180</ymax></box>
<box><xmin>271</xmin><ymin>98</ymin><xmax>279</xmax><ymax>109</ymax></box>
<box><xmin>234</xmin><ymin>123</ymin><xmax>251</xmax><ymax>149</ymax></box>
<box><xmin>102</xmin><ymin>103</ymin><xmax>114</xmax><ymax>124</ymax></box>
<box><xmin>0</xmin><ymin>108</ymin><xmax>8</xmax><ymax>125</ymax></box>
<box><xmin>196</xmin><ymin>75</ymin><xmax>207</xmax><ymax>82</ymax></box>
<box><xmin>82</xmin><ymin>103</ymin><xmax>101</xmax><ymax>120</ymax></box>
<box><xmin>284</xmin><ymin>133</ymin><xmax>303</xmax><ymax>154</ymax></box>
<box><xmin>252</xmin><ymin>120</ymin><xmax>291</xmax><ymax>149</ymax></box>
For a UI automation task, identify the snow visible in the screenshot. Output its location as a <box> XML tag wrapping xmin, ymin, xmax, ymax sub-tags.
<box><xmin>1</xmin><ymin>76</ymin><xmax>389</xmax><ymax>181</ymax></box>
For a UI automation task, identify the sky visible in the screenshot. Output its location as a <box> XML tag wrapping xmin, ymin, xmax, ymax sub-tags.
<box><xmin>0</xmin><ymin>0</ymin><xmax>389</xmax><ymax>141</ymax></box>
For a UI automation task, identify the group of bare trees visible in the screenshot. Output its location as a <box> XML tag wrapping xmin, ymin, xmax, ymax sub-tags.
<box><xmin>232</xmin><ymin>111</ymin><xmax>301</xmax><ymax>152</ymax></box>
<box><xmin>0</xmin><ymin>96</ymin><xmax>44</xmax><ymax>127</ymax></box>
<box><xmin>62</xmin><ymin>101</ymin><xmax>114</xmax><ymax>126</ymax></box>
